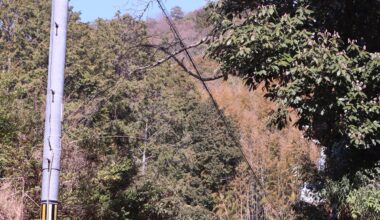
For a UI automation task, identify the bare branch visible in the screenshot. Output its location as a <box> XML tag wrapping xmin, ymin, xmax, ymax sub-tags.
<box><xmin>133</xmin><ymin>38</ymin><xmax>224</xmax><ymax>81</ymax></box>
<box><xmin>161</xmin><ymin>48</ymin><xmax>224</xmax><ymax>81</ymax></box>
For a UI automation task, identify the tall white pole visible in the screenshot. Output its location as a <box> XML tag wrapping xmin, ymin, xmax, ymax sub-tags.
<box><xmin>41</xmin><ymin>1</ymin><xmax>68</xmax><ymax>219</ymax></box>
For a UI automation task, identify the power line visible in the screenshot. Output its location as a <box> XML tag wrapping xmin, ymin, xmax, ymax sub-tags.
<box><xmin>155</xmin><ymin>0</ymin><xmax>280</xmax><ymax>213</ymax></box>
<box><xmin>156</xmin><ymin>0</ymin><xmax>254</xmax><ymax>176</ymax></box>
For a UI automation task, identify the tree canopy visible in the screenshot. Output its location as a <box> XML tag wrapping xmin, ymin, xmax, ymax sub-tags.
<box><xmin>0</xmin><ymin>1</ymin><xmax>241</xmax><ymax>219</ymax></box>
<box><xmin>206</xmin><ymin>0</ymin><xmax>380</xmax><ymax>218</ymax></box>
<box><xmin>170</xmin><ymin>6</ymin><xmax>185</xmax><ymax>21</ymax></box>
<box><xmin>0</xmin><ymin>0</ymin><xmax>378</xmax><ymax>219</ymax></box>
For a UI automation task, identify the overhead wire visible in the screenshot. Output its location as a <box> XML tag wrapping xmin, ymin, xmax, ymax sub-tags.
<box><xmin>155</xmin><ymin>0</ymin><xmax>280</xmax><ymax>213</ymax></box>
<box><xmin>156</xmin><ymin>0</ymin><xmax>255</xmax><ymax>177</ymax></box>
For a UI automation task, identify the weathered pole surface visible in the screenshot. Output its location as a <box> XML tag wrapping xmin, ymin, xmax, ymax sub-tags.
<box><xmin>41</xmin><ymin>0</ymin><xmax>68</xmax><ymax>219</ymax></box>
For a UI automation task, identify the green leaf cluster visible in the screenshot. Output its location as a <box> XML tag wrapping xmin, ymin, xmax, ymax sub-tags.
<box><xmin>206</xmin><ymin>0</ymin><xmax>380</xmax><ymax>218</ymax></box>
<box><xmin>0</xmin><ymin>1</ymin><xmax>242</xmax><ymax>219</ymax></box>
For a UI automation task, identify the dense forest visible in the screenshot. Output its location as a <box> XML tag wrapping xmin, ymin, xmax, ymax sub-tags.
<box><xmin>0</xmin><ymin>0</ymin><xmax>379</xmax><ymax>219</ymax></box>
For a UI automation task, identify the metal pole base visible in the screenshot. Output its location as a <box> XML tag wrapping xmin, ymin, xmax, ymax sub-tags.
<box><xmin>41</xmin><ymin>203</ymin><xmax>58</xmax><ymax>220</ymax></box>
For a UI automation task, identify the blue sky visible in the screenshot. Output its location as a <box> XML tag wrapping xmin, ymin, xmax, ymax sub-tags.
<box><xmin>70</xmin><ymin>0</ymin><xmax>208</xmax><ymax>22</ymax></box>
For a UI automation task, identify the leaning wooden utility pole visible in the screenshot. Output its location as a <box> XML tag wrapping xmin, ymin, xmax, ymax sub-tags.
<box><xmin>41</xmin><ymin>0</ymin><xmax>68</xmax><ymax>219</ymax></box>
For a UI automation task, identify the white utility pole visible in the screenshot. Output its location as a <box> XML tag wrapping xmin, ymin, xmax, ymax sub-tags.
<box><xmin>41</xmin><ymin>0</ymin><xmax>68</xmax><ymax>219</ymax></box>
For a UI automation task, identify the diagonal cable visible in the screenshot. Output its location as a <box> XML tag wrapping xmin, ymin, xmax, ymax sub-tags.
<box><xmin>156</xmin><ymin>0</ymin><xmax>281</xmax><ymax>213</ymax></box>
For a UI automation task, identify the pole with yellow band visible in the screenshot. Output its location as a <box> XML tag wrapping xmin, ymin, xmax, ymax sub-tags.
<box><xmin>41</xmin><ymin>204</ymin><xmax>58</xmax><ymax>220</ymax></box>
<box><xmin>41</xmin><ymin>0</ymin><xmax>68</xmax><ymax>219</ymax></box>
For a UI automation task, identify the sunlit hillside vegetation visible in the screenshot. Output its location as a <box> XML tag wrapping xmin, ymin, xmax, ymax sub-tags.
<box><xmin>148</xmin><ymin>10</ymin><xmax>320</xmax><ymax>219</ymax></box>
<box><xmin>0</xmin><ymin>1</ymin><xmax>239</xmax><ymax>219</ymax></box>
<box><xmin>0</xmin><ymin>1</ymin><xmax>379</xmax><ymax>219</ymax></box>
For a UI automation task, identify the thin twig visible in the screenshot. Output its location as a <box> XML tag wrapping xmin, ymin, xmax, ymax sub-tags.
<box><xmin>135</xmin><ymin>38</ymin><xmax>224</xmax><ymax>81</ymax></box>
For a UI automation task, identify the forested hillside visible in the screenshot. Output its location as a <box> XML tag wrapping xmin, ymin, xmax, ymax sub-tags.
<box><xmin>0</xmin><ymin>1</ymin><xmax>241</xmax><ymax>219</ymax></box>
<box><xmin>205</xmin><ymin>0</ymin><xmax>380</xmax><ymax>219</ymax></box>
<box><xmin>0</xmin><ymin>0</ymin><xmax>379</xmax><ymax>220</ymax></box>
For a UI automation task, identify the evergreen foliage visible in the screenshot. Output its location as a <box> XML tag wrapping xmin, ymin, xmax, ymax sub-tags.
<box><xmin>206</xmin><ymin>0</ymin><xmax>380</xmax><ymax>218</ymax></box>
<box><xmin>170</xmin><ymin>6</ymin><xmax>185</xmax><ymax>21</ymax></box>
<box><xmin>0</xmin><ymin>0</ymin><xmax>241</xmax><ymax>218</ymax></box>
<box><xmin>1</xmin><ymin>0</ymin><xmax>378</xmax><ymax>219</ymax></box>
